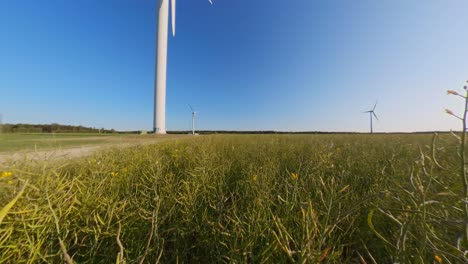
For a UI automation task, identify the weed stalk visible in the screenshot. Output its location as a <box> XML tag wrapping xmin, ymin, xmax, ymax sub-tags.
<box><xmin>461</xmin><ymin>88</ymin><xmax>468</xmax><ymax>247</ymax></box>
<box><xmin>447</xmin><ymin>83</ymin><xmax>468</xmax><ymax>247</ymax></box>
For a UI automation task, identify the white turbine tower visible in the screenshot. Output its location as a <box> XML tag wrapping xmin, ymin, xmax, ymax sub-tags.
<box><xmin>363</xmin><ymin>101</ymin><xmax>379</xmax><ymax>134</ymax></box>
<box><xmin>189</xmin><ymin>105</ymin><xmax>197</xmax><ymax>135</ymax></box>
<box><xmin>153</xmin><ymin>0</ymin><xmax>213</xmax><ymax>134</ymax></box>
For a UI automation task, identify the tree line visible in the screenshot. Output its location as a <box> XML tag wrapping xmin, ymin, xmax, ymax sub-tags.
<box><xmin>0</xmin><ymin>123</ymin><xmax>116</xmax><ymax>133</ymax></box>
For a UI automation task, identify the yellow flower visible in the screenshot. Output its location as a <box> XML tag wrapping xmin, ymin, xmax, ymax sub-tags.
<box><xmin>1</xmin><ymin>171</ymin><xmax>13</xmax><ymax>178</ymax></box>
<box><xmin>406</xmin><ymin>205</ymin><xmax>411</xmax><ymax>210</ymax></box>
<box><xmin>110</xmin><ymin>172</ymin><xmax>119</xmax><ymax>177</ymax></box>
<box><xmin>291</xmin><ymin>173</ymin><xmax>299</xmax><ymax>180</ymax></box>
<box><xmin>447</xmin><ymin>90</ymin><xmax>459</xmax><ymax>96</ymax></box>
<box><xmin>7</xmin><ymin>180</ymin><xmax>13</xmax><ymax>185</ymax></box>
<box><xmin>252</xmin><ymin>175</ymin><xmax>257</xmax><ymax>182</ymax></box>
<box><xmin>434</xmin><ymin>255</ymin><xmax>442</xmax><ymax>263</ymax></box>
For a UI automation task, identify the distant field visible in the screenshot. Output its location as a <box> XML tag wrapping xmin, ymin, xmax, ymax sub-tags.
<box><xmin>0</xmin><ymin>133</ymin><xmax>117</xmax><ymax>152</ymax></box>
<box><xmin>0</xmin><ymin>134</ymin><xmax>465</xmax><ymax>263</ymax></box>
<box><xmin>0</xmin><ymin>133</ymin><xmax>185</xmax><ymax>152</ymax></box>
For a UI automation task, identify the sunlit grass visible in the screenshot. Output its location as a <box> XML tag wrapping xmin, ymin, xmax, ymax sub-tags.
<box><xmin>0</xmin><ymin>133</ymin><xmax>184</xmax><ymax>152</ymax></box>
<box><xmin>0</xmin><ymin>134</ymin><xmax>465</xmax><ymax>263</ymax></box>
<box><xmin>0</xmin><ymin>133</ymin><xmax>118</xmax><ymax>152</ymax></box>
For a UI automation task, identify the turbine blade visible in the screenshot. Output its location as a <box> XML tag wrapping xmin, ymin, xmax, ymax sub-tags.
<box><xmin>373</xmin><ymin>112</ymin><xmax>379</xmax><ymax>120</ymax></box>
<box><xmin>189</xmin><ymin>104</ymin><xmax>194</xmax><ymax>112</ymax></box>
<box><xmin>373</xmin><ymin>100</ymin><xmax>378</xmax><ymax>111</ymax></box>
<box><xmin>171</xmin><ymin>0</ymin><xmax>176</xmax><ymax>36</ymax></box>
<box><xmin>208</xmin><ymin>0</ymin><xmax>213</xmax><ymax>4</ymax></box>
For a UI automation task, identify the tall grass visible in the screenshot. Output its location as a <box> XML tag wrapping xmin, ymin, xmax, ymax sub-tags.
<box><xmin>0</xmin><ymin>134</ymin><xmax>465</xmax><ymax>263</ymax></box>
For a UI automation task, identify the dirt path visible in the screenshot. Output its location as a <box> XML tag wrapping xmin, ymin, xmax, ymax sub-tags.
<box><xmin>0</xmin><ymin>145</ymin><xmax>108</xmax><ymax>164</ymax></box>
<box><xmin>0</xmin><ymin>135</ymin><xmax>188</xmax><ymax>165</ymax></box>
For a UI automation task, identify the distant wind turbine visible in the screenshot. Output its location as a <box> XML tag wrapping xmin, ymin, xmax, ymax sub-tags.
<box><xmin>189</xmin><ymin>105</ymin><xmax>197</xmax><ymax>135</ymax></box>
<box><xmin>363</xmin><ymin>101</ymin><xmax>379</xmax><ymax>134</ymax></box>
<box><xmin>153</xmin><ymin>0</ymin><xmax>213</xmax><ymax>134</ymax></box>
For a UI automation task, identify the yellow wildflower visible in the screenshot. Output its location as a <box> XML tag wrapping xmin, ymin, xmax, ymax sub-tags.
<box><xmin>1</xmin><ymin>171</ymin><xmax>13</xmax><ymax>178</ymax></box>
<box><xmin>110</xmin><ymin>172</ymin><xmax>119</xmax><ymax>177</ymax></box>
<box><xmin>406</xmin><ymin>205</ymin><xmax>411</xmax><ymax>210</ymax></box>
<box><xmin>291</xmin><ymin>173</ymin><xmax>299</xmax><ymax>180</ymax></box>
<box><xmin>252</xmin><ymin>175</ymin><xmax>257</xmax><ymax>182</ymax></box>
<box><xmin>7</xmin><ymin>180</ymin><xmax>13</xmax><ymax>185</ymax></box>
<box><xmin>434</xmin><ymin>255</ymin><xmax>442</xmax><ymax>263</ymax></box>
<box><xmin>447</xmin><ymin>90</ymin><xmax>459</xmax><ymax>96</ymax></box>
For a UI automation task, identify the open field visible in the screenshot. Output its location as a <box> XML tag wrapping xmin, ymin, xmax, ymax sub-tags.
<box><xmin>0</xmin><ymin>133</ymin><xmax>187</xmax><ymax>164</ymax></box>
<box><xmin>0</xmin><ymin>133</ymin><xmax>137</xmax><ymax>152</ymax></box>
<box><xmin>0</xmin><ymin>134</ymin><xmax>465</xmax><ymax>263</ymax></box>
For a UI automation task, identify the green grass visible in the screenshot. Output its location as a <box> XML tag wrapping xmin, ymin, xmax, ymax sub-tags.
<box><xmin>0</xmin><ymin>133</ymin><xmax>124</xmax><ymax>152</ymax></box>
<box><xmin>0</xmin><ymin>134</ymin><xmax>465</xmax><ymax>263</ymax></box>
<box><xmin>0</xmin><ymin>133</ymin><xmax>176</xmax><ymax>153</ymax></box>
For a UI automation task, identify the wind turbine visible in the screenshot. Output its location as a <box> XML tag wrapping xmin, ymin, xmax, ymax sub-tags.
<box><xmin>189</xmin><ymin>105</ymin><xmax>197</xmax><ymax>135</ymax></box>
<box><xmin>363</xmin><ymin>101</ymin><xmax>379</xmax><ymax>134</ymax></box>
<box><xmin>153</xmin><ymin>0</ymin><xmax>213</xmax><ymax>134</ymax></box>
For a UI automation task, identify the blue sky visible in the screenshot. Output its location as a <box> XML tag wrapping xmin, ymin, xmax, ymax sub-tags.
<box><xmin>1</xmin><ymin>0</ymin><xmax>468</xmax><ymax>132</ymax></box>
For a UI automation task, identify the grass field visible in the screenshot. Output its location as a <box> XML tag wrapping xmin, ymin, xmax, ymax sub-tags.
<box><xmin>0</xmin><ymin>133</ymin><xmax>186</xmax><ymax>153</ymax></box>
<box><xmin>0</xmin><ymin>133</ymin><xmax>122</xmax><ymax>152</ymax></box>
<box><xmin>0</xmin><ymin>134</ymin><xmax>466</xmax><ymax>263</ymax></box>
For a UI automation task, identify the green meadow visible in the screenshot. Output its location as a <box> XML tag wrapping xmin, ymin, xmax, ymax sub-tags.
<box><xmin>0</xmin><ymin>133</ymin><xmax>117</xmax><ymax>152</ymax></box>
<box><xmin>0</xmin><ymin>133</ymin><xmax>183</xmax><ymax>153</ymax></box>
<box><xmin>0</xmin><ymin>134</ymin><xmax>465</xmax><ymax>263</ymax></box>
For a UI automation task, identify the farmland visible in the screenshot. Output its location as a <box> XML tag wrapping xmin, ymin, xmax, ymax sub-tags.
<box><xmin>0</xmin><ymin>133</ymin><xmax>184</xmax><ymax>152</ymax></box>
<box><xmin>0</xmin><ymin>133</ymin><xmax>188</xmax><ymax>165</ymax></box>
<box><xmin>0</xmin><ymin>134</ymin><xmax>465</xmax><ymax>263</ymax></box>
<box><xmin>0</xmin><ymin>133</ymin><xmax>126</xmax><ymax>153</ymax></box>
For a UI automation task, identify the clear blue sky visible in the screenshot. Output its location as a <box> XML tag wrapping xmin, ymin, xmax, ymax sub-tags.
<box><xmin>1</xmin><ymin>0</ymin><xmax>468</xmax><ymax>132</ymax></box>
